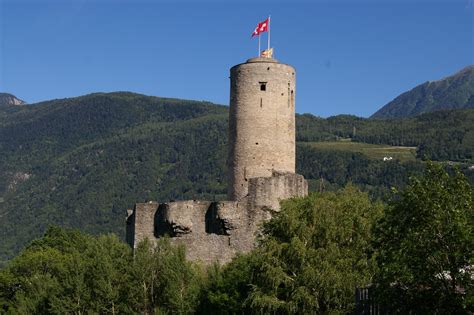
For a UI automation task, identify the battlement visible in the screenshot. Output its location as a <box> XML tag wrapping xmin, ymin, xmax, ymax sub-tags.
<box><xmin>126</xmin><ymin>172</ymin><xmax>307</xmax><ymax>264</ymax></box>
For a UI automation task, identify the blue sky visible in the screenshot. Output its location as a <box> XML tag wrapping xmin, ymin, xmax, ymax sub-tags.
<box><xmin>1</xmin><ymin>0</ymin><xmax>472</xmax><ymax>117</ymax></box>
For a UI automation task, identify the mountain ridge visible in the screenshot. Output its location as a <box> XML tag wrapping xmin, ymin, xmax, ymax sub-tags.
<box><xmin>371</xmin><ymin>65</ymin><xmax>474</xmax><ymax>119</ymax></box>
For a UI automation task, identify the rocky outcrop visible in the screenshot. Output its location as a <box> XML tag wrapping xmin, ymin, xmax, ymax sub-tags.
<box><xmin>0</xmin><ymin>93</ymin><xmax>26</xmax><ymax>106</ymax></box>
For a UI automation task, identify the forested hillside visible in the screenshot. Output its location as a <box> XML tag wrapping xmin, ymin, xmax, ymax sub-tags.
<box><xmin>299</xmin><ymin>110</ymin><xmax>474</xmax><ymax>161</ymax></box>
<box><xmin>0</xmin><ymin>93</ymin><xmax>228</xmax><ymax>264</ymax></box>
<box><xmin>0</xmin><ymin>92</ymin><xmax>473</xmax><ymax>264</ymax></box>
<box><xmin>371</xmin><ymin>65</ymin><xmax>474</xmax><ymax>118</ymax></box>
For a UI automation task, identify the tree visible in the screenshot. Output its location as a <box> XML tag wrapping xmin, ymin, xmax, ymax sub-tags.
<box><xmin>244</xmin><ymin>186</ymin><xmax>383</xmax><ymax>314</ymax></box>
<box><xmin>198</xmin><ymin>254</ymin><xmax>256</xmax><ymax>314</ymax></box>
<box><xmin>128</xmin><ymin>238</ymin><xmax>204</xmax><ymax>314</ymax></box>
<box><xmin>373</xmin><ymin>163</ymin><xmax>474</xmax><ymax>313</ymax></box>
<box><xmin>0</xmin><ymin>227</ymin><xmax>133</xmax><ymax>314</ymax></box>
<box><xmin>0</xmin><ymin>227</ymin><xmax>205</xmax><ymax>314</ymax></box>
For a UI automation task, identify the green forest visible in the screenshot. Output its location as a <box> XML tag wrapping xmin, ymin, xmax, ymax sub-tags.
<box><xmin>1</xmin><ymin>164</ymin><xmax>472</xmax><ymax>313</ymax></box>
<box><xmin>0</xmin><ymin>92</ymin><xmax>473</xmax><ymax>266</ymax></box>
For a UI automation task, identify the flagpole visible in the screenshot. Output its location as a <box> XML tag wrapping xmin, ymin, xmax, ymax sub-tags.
<box><xmin>267</xmin><ymin>15</ymin><xmax>271</xmax><ymax>51</ymax></box>
<box><xmin>258</xmin><ymin>34</ymin><xmax>261</xmax><ymax>57</ymax></box>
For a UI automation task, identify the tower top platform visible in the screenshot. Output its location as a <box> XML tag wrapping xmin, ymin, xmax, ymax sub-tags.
<box><xmin>230</xmin><ymin>57</ymin><xmax>294</xmax><ymax>72</ymax></box>
<box><xmin>245</xmin><ymin>57</ymin><xmax>279</xmax><ymax>63</ymax></box>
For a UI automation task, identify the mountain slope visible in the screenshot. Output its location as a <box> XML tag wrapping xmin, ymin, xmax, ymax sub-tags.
<box><xmin>0</xmin><ymin>92</ymin><xmax>472</xmax><ymax>265</ymax></box>
<box><xmin>0</xmin><ymin>93</ymin><xmax>229</xmax><ymax>262</ymax></box>
<box><xmin>0</xmin><ymin>93</ymin><xmax>26</xmax><ymax>106</ymax></box>
<box><xmin>371</xmin><ymin>66</ymin><xmax>474</xmax><ymax>119</ymax></box>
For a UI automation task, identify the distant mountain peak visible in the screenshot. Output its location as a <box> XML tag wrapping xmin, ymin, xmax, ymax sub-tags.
<box><xmin>0</xmin><ymin>93</ymin><xmax>26</xmax><ymax>106</ymax></box>
<box><xmin>459</xmin><ymin>65</ymin><xmax>474</xmax><ymax>73</ymax></box>
<box><xmin>371</xmin><ymin>65</ymin><xmax>474</xmax><ymax>119</ymax></box>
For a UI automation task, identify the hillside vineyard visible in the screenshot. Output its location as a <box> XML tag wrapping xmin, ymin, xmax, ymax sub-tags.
<box><xmin>126</xmin><ymin>57</ymin><xmax>308</xmax><ymax>264</ymax></box>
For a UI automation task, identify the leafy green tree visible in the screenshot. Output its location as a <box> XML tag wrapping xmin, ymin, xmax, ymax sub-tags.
<box><xmin>80</xmin><ymin>234</ymin><xmax>133</xmax><ymax>314</ymax></box>
<box><xmin>198</xmin><ymin>254</ymin><xmax>256</xmax><ymax>314</ymax></box>
<box><xmin>0</xmin><ymin>227</ymin><xmax>206</xmax><ymax>314</ymax></box>
<box><xmin>0</xmin><ymin>227</ymin><xmax>134</xmax><ymax>314</ymax></box>
<box><xmin>373</xmin><ymin>163</ymin><xmax>474</xmax><ymax>313</ymax></box>
<box><xmin>48</xmin><ymin>252</ymin><xmax>89</xmax><ymax>314</ymax></box>
<box><xmin>129</xmin><ymin>238</ymin><xmax>204</xmax><ymax>314</ymax></box>
<box><xmin>244</xmin><ymin>186</ymin><xmax>383</xmax><ymax>314</ymax></box>
<box><xmin>2</xmin><ymin>247</ymin><xmax>64</xmax><ymax>313</ymax></box>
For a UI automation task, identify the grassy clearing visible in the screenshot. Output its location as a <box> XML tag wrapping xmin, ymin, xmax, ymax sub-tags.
<box><xmin>300</xmin><ymin>141</ymin><xmax>417</xmax><ymax>162</ymax></box>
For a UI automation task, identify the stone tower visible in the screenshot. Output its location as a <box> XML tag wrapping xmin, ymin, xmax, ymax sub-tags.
<box><xmin>228</xmin><ymin>57</ymin><xmax>296</xmax><ymax>200</ymax></box>
<box><xmin>126</xmin><ymin>55</ymin><xmax>307</xmax><ymax>265</ymax></box>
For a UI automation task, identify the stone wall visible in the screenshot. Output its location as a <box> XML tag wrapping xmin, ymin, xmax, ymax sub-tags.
<box><xmin>126</xmin><ymin>172</ymin><xmax>308</xmax><ymax>264</ymax></box>
<box><xmin>127</xmin><ymin>201</ymin><xmax>159</xmax><ymax>250</ymax></box>
<box><xmin>248</xmin><ymin>171</ymin><xmax>308</xmax><ymax>211</ymax></box>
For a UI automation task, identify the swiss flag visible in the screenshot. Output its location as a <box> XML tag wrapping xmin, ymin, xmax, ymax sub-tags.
<box><xmin>251</xmin><ymin>25</ymin><xmax>260</xmax><ymax>37</ymax></box>
<box><xmin>251</xmin><ymin>18</ymin><xmax>269</xmax><ymax>37</ymax></box>
<box><xmin>258</xmin><ymin>18</ymin><xmax>269</xmax><ymax>33</ymax></box>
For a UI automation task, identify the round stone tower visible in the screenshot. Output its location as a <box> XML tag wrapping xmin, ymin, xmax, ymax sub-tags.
<box><xmin>228</xmin><ymin>57</ymin><xmax>296</xmax><ymax>200</ymax></box>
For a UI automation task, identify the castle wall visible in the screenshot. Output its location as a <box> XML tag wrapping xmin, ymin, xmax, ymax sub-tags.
<box><xmin>126</xmin><ymin>202</ymin><xmax>159</xmax><ymax>248</ymax></box>
<box><xmin>228</xmin><ymin>58</ymin><xmax>296</xmax><ymax>200</ymax></box>
<box><xmin>126</xmin><ymin>173</ymin><xmax>308</xmax><ymax>265</ymax></box>
<box><xmin>247</xmin><ymin>172</ymin><xmax>308</xmax><ymax>212</ymax></box>
<box><xmin>169</xmin><ymin>201</ymin><xmax>247</xmax><ymax>264</ymax></box>
<box><xmin>156</xmin><ymin>200</ymin><xmax>212</xmax><ymax>237</ymax></box>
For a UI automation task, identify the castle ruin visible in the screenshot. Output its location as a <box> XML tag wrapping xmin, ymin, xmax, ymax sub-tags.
<box><xmin>126</xmin><ymin>57</ymin><xmax>308</xmax><ymax>264</ymax></box>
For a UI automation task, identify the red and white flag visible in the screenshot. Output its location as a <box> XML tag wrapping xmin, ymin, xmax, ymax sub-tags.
<box><xmin>251</xmin><ymin>18</ymin><xmax>269</xmax><ymax>37</ymax></box>
<box><xmin>258</xmin><ymin>18</ymin><xmax>269</xmax><ymax>33</ymax></box>
<box><xmin>251</xmin><ymin>25</ymin><xmax>260</xmax><ymax>37</ymax></box>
